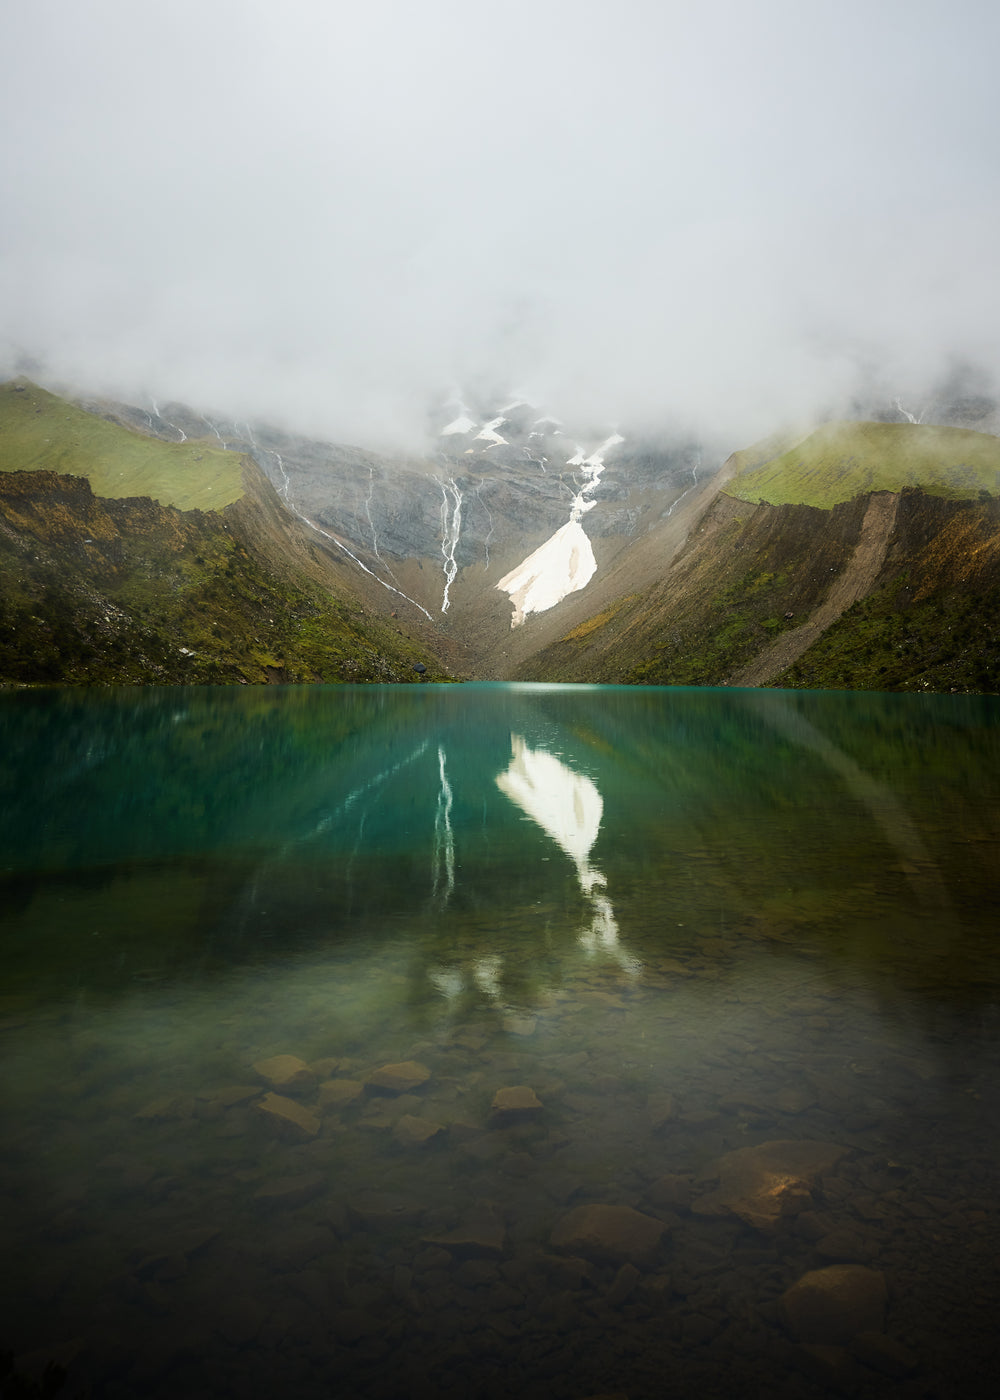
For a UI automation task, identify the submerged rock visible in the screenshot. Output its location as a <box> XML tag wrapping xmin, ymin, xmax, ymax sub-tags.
<box><xmin>366</xmin><ymin>1061</ymin><xmax>431</xmax><ymax>1095</ymax></box>
<box><xmin>550</xmin><ymin>1203</ymin><xmax>667</xmax><ymax>1267</ymax></box>
<box><xmin>316</xmin><ymin>1078</ymin><xmax>364</xmax><ymax>1111</ymax></box>
<box><xmin>347</xmin><ymin>1192</ymin><xmax>427</xmax><ymax>1230</ymax></box>
<box><xmin>782</xmin><ymin>1264</ymin><xmax>887</xmax><ymax>1344</ymax></box>
<box><xmin>852</xmin><ymin>1330</ymin><xmax>918</xmax><ymax>1376</ymax></box>
<box><xmin>694</xmin><ymin>1139</ymin><xmax>850</xmax><ymax>1230</ymax></box>
<box><xmin>253</xmin><ymin>1173</ymin><xmax>327</xmax><ymax>1208</ymax></box>
<box><xmin>393</xmin><ymin>1114</ymin><xmax>446</xmax><ymax>1147</ymax></box>
<box><xmin>424</xmin><ymin>1208</ymin><xmax>506</xmax><ymax>1258</ymax></box>
<box><xmin>490</xmin><ymin>1085</ymin><xmax>543</xmax><ymax>1123</ymax></box>
<box><xmin>255</xmin><ymin>1092</ymin><xmax>320</xmax><ymax>1139</ymax></box>
<box><xmin>252</xmin><ymin>1055</ymin><xmax>316</xmax><ymax>1095</ymax></box>
<box><xmin>134</xmin><ymin>1093</ymin><xmax>193</xmax><ymax>1121</ymax></box>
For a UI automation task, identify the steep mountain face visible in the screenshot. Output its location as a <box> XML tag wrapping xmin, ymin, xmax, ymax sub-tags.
<box><xmin>5</xmin><ymin>378</ymin><xmax>1000</xmax><ymax>692</ymax></box>
<box><xmin>519</xmin><ymin>422</ymin><xmax>1000</xmax><ymax>693</ymax></box>
<box><xmin>87</xmin><ymin>389</ymin><xmax>709</xmax><ymax>673</ymax></box>
<box><xmin>0</xmin><ymin>382</ymin><xmax>450</xmax><ymax>684</ymax></box>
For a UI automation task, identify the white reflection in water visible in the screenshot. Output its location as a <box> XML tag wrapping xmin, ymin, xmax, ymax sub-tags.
<box><xmin>431</xmin><ymin>745</ymin><xmax>455</xmax><ymax>905</ymax></box>
<box><xmin>496</xmin><ymin>734</ymin><xmax>640</xmax><ymax>975</ymax></box>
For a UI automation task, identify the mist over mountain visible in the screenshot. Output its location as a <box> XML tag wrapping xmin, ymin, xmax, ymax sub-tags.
<box><xmin>2</xmin><ymin>1</ymin><xmax>999</xmax><ymax>451</ymax></box>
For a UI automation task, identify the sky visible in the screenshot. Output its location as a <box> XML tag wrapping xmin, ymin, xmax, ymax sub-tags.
<box><xmin>2</xmin><ymin>0</ymin><xmax>998</xmax><ymax>449</ymax></box>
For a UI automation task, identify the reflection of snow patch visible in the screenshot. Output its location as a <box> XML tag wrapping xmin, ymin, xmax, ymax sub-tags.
<box><xmin>428</xmin><ymin>966</ymin><xmax>464</xmax><ymax>1000</ymax></box>
<box><xmin>496</xmin><ymin>736</ymin><xmax>604</xmax><ymax>869</ymax></box>
<box><xmin>473</xmin><ymin>955</ymin><xmax>503</xmax><ymax>1001</ymax></box>
<box><xmin>496</xmin><ymin>520</ymin><xmax>596</xmax><ymax>627</ymax></box>
<box><xmin>496</xmin><ymin>736</ymin><xmax>640</xmax><ymax>976</ymax></box>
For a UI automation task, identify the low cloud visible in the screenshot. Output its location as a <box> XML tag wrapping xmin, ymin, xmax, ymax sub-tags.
<box><xmin>2</xmin><ymin>0</ymin><xmax>998</xmax><ymax>450</ymax></box>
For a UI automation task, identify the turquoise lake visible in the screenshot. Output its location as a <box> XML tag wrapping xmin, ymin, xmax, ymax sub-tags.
<box><xmin>1</xmin><ymin>683</ymin><xmax>999</xmax><ymax>1399</ymax></box>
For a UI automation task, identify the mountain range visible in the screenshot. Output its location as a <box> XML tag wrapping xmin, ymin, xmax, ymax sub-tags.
<box><xmin>2</xmin><ymin>376</ymin><xmax>1000</xmax><ymax>692</ymax></box>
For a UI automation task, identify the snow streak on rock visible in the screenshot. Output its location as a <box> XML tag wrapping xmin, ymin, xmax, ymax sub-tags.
<box><xmin>497</xmin><ymin>433</ymin><xmax>624</xmax><ymax>627</ymax></box>
<box><xmin>439</xmin><ymin>478</ymin><xmax>463</xmax><ymax>612</ymax></box>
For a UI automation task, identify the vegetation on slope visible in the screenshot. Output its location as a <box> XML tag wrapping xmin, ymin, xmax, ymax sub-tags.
<box><xmin>0</xmin><ymin>379</ymin><xmax>244</xmax><ymax>511</ymax></box>
<box><xmin>522</xmin><ymin>423</ymin><xmax>1000</xmax><ymax>694</ymax></box>
<box><xmin>727</xmin><ymin>420</ymin><xmax>1000</xmax><ymax>509</ymax></box>
<box><xmin>0</xmin><ymin>382</ymin><xmax>448</xmax><ymax>685</ymax></box>
<box><xmin>771</xmin><ymin>494</ymin><xmax>1000</xmax><ymax>693</ymax></box>
<box><xmin>519</xmin><ymin>496</ymin><xmax>869</xmax><ymax>686</ymax></box>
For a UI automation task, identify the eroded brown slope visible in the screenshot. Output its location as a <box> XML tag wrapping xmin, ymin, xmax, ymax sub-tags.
<box><xmin>729</xmin><ymin>492</ymin><xmax>900</xmax><ymax>686</ymax></box>
<box><xmin>516</xmin><ymin>487</ymin><xmax>1000</xmax><ymax>693</ymax></box>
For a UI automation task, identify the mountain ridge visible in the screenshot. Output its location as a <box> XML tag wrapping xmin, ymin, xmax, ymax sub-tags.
<box><xmin>3</xmin><ymin>378</ymin><xmax>1000</xmax><ymax>692</ymax></box>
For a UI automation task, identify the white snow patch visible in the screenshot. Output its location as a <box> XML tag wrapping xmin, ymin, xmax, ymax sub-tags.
<box><xmin>474</xmin><ymin>416</ymin><xmax>508</xmax><ymax>446</ymax></box>
<box><xmin>584</xmin><ymin>433</ymin><xmax>625</xmax><ymax>468</ymax></box>
<box><xmin>496</xmin><ymin>519</ymin><xmax>596</xmax><ymax>627</ymax></box>
<box><xmin>441</xmin><ymin>415</ymin><xmax>477</xmax><ymax>436</ymax></box>
<box><xmin>497</xmin><ymin>432</ymin><xmax>624</xmax><ymax>627</ymax></box>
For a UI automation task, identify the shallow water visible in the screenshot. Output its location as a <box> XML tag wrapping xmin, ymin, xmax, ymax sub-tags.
<box><xmin>1</xmin><ymin>683</ymin><xmax>999</xmax><ymax>1399</ymax></box>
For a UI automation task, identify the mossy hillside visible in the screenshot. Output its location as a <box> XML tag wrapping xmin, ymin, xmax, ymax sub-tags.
<box><xmin>0</xmin><ymin>470</ymin><xmax>447</xmax><ymax>685</ymax></box>
<box><xmin>0</xmin><ymin>379</ymin><xmax>244</xmax><ymax>511</ymax></box>
<box><xmin>728</xmin><ymin>421</ymin><xmax>1000</xmax><ymax>509</ymax></box>
<box><xmin>770</xmin><ymin>494</ymin><xmax>1000</xmax><ymax>694</ymax></box>
<box><xmin>520</xmin><ymin>497</ymin><xmax>867</xmax><ymax>686</ymax></box>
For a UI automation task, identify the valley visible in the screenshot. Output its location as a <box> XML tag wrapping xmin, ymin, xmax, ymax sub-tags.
<box><xmin>3</xmin><ymin>377</ymin><xmax>1000</xmax><ymax>692</ymax></box>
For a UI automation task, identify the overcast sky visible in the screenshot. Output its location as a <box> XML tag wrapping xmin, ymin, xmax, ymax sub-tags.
<box><xmin>2</xmin><ymin>0</ymin><xmax>998</xmax><ymax>448</ymax></box>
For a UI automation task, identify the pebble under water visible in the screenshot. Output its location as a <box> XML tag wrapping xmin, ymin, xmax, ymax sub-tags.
<box><xmin>1</xmin><ymin>682</ymin><xmax>999</xmax><ymax>1400</ymax></box>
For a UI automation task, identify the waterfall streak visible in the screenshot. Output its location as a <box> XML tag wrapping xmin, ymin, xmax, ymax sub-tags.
<box><xmin>474</xmin><ymin>483</ymin><xmax>495</xmax><ymax>570</ymax></box>
<box><xmin>364</xmin><ymin>467</ymin><xmax>385</xmax><ymax>565</ymax></box>
<box><xmin>150</xmin><ymin>398</ymin><xmax>186</xmax><ymax>442</ymax></box>
<box><xmin>439</xmin><ymin>479</ymin><xmax>463</xmax><ymax>612</ymax></box>
<box><xmin>268</xmin><ymin>457</ymin><xmax>431</xmax><ymax>619</ymax></box>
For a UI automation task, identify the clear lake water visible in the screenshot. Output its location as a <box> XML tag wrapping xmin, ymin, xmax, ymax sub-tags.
<box><xmin>1</xmin><ymin>682</ymin><xmax>999</xmax><ymax>1399</ymax></box>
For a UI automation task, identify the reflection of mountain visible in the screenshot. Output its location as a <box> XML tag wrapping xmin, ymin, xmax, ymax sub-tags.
<box><xmin>496</xmin><ymin>734</ymin><xmax>639</xmax><ymax>974</ymax></box>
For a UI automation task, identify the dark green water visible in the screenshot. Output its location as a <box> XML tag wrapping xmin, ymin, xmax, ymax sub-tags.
<box><xmin>1</xmin><ymin>683</ymin><xmax>999</xmax><ymax>1399</ymax></box>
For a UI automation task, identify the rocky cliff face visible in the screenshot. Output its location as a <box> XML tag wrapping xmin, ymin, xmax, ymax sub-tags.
<box><xmin>87</xmin><ymin>389</ymin><xmax>710</xmax><ymax>644</ymax></box>
<box><xmin>7</xmin><ymin>379</ymin><xmax>1000</xmax><ymax>692</ymax></box>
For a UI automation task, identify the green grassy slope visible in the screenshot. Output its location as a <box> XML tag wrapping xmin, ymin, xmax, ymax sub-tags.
<box><xmin>0</xmin><ymin>470</ymin><xmax>449</xmax><ymax>684</ymax></box>
<box><xmin>0</xmin><ymin>379</ymin><xmax>244</xmax><ymax>511</ymax></box>
<box><xmin>0</xmin><ymin>382</ymin><xmax>450</xmax><ymax>685</ymax></box>
<box><xmin>728</xmin><ymin>421</ymin><xmax>1000</xmax><ymax>508</ymax></box>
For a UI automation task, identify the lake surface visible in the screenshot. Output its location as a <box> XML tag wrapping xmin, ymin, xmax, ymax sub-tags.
<box><xmin>1</xmin><ymin>683</ymin><xmax>999</xmax><ymax>1400</ymax></box>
